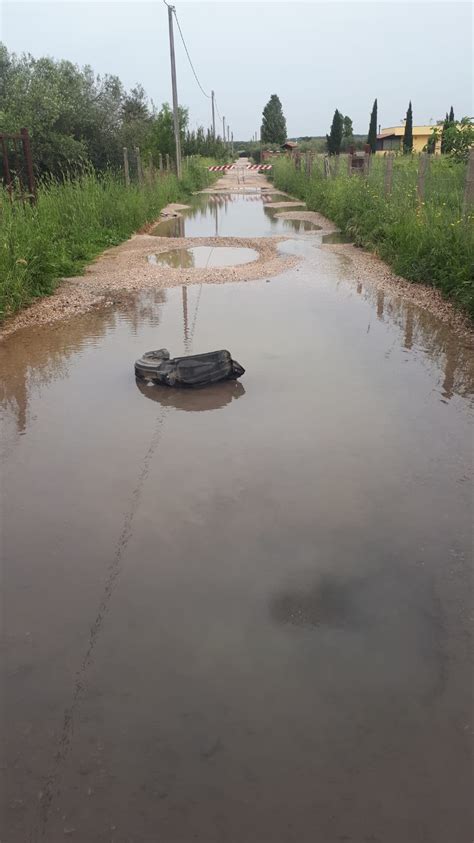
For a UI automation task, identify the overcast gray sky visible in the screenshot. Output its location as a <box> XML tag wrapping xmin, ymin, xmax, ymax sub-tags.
<box><xmin>1</xmin><ymin>1</ymin><xmax>472</xmax><ymax>139</ymax></box>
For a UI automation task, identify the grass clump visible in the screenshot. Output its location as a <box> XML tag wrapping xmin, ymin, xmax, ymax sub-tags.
<box><xmin>271</xmin><ymin>154</ymin><xmax>474</xmax><ymax>316</ymax></box>
<box><xmin>0</xmin><ymin>160</ymin><xmax>215</xmax><ymax>321</ymax></box>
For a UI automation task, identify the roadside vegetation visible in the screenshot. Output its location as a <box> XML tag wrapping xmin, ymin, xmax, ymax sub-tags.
<box><xmin>271</xmin><ymin>154</ymin><xmax>474</xmax><ymax>315</ymax></box>
<box><xmin>0</xmin><ymin>160</ymin><xmax>215</xmax><ymax>321</ymax></box>
<box><xmin>0</xmin><ymin>43</ymin><xmax>227</xmax><ymax>176</ymax></box>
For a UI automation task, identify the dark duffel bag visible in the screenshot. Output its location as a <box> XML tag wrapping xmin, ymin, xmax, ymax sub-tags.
<box><xmin>135</xmin><ymin>348</ymin><xmax>245</xmax><ymax>387</ymax></box>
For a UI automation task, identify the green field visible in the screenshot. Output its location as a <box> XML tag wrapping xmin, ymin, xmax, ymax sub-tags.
<box><xmin>271</xmin><ymin>155</ymin><xmax>474</xmax><ymax>316</ymax></box>
<box><xmin>0</xmin><ymin>160</ymin><xmax>215</xmax><ymax>322</ymax></box>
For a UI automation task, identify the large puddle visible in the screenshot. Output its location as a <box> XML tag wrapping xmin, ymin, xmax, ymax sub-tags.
<box><xmin>1</xmin><ymin>195</ymin><xmax>473</xmax><ymax>842</ymax></box>
<box><xmin>151</xmin><ymin>192</ymin><xmax>316</xmax><ymax>238</ymax></box>
<box><xmin>147</xmin><ymin>245</ymin><xmax>259</xmax><ymax>268</ymax></box>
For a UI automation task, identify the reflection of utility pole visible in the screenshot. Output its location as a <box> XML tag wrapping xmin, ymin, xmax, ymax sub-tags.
<box><xmin>213</xmin><ymin>199</ymin><xmax>218</xmax><ymax>236</ymax></box>
<box><xmin>167</xmin><ymin>4</ymin><xmax>182</xmax><ymax>178</ymax></box>
<box><xmin>376</xmin><ymin>289</ymin><xmax>385</xmax><ymax>320</ymax></box>
<box><xmin>211</xmin><ymin>90</ymin><xmax>216</xmax><ymax>138</ymax></box>
<box><xmin>404</xmin><ymin>305</ymin><xmax>414</xmax><ymax>350</ymax></box>
<box><xmin>182</xmin><ymin>286</ymin><xmax>190</xmax><ymax>351</ymax></box>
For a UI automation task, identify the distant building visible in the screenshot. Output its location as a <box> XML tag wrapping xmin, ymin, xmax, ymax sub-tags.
<box><xmin>376</xmin><ymin>125</ymin><xmax>439</xmax><ymax>154</ymax></box>
<box><xmin>281</xmin><ymin>141</ymin><xmax>298</xmax><ymax>152</ymax></box>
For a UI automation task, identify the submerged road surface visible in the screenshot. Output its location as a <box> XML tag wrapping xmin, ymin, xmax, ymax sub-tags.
<box><xmin>1</xmin><ymin>168</ymin><xmax>473</xmax><ymax>843</ymax></box>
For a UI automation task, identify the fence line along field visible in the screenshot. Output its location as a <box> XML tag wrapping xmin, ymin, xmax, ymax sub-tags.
<box><xmin>270</xmin><ymin>151</ymin><xmax>474</xmax><ymax>316</ymax></box>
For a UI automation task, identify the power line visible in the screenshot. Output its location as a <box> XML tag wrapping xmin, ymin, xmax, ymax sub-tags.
<box><xmin>173</xmin><ymin>7</ymin><xmax>211</xmax><ymax>99</ymax></box>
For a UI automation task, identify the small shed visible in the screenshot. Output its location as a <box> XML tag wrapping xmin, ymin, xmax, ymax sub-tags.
<box><xmin>282</xmin><ymin>141</ymin><xmax>298</xmax><ymax>152</ymax></box>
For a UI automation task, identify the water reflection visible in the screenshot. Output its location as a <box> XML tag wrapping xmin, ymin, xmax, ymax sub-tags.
<box><xmin>150</xmin><ymin>193</ymin><xmax>307</xmax><ymax>239</ymax></box>
<box><xmin>148</xmin><ymin>246</ymin><xmax>259</xmax><ymax>269</ymax></box>
<box><xmin>135</xmin><ymin>378</ymin><xmax>246</xmax><ymax>412</ymax></box>
<box><xmin>0</xmin><ymin>292</ymin><xmax>166</xmax><ymax>436</ymax></box>
<box><xmin>351</xmin><ymin>280</ymin><xmax>474</xmax><ymax>400</ymax></box>
<box><xmin>270</xmin><ymin>574</ymin><xmax>365</xmax><ymax>630</ymax></box>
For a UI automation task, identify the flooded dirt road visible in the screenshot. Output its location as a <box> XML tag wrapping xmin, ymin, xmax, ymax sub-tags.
<box><xmin>1</xmin><ymin>182</ymin><xmax>473</xmax><ymax>842</ymax></box>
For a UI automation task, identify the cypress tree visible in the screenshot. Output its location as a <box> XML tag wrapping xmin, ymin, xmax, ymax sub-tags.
<box><xmin>326</xmin><ymin>109</ymin><xmax>344</xmax><ymax>155</ymax></box>
<box><xmin>261</xmin><ymin>94</ymin><xmax>287</xmax><ymax>145</ymax></box>
<box><xmin>449</xmin><ymin>105</ymin><xmax>455</xmax><ymax>123</ymax></box>
<box><xmin>403</xmin><ymin>101</ymin><xmax>413</xmax><ymax>153</ymax></box>
<box><xmin>367</xmin><ymin>98</ymin><xmax>378</xmax><ymax>153</ymax></box>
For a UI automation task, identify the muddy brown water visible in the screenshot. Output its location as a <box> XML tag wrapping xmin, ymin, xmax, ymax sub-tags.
<box><xmin>147</xmin><ymin>246</ymin><xmax>259</xmax><ymax>269</ymax></box>
<box><xmin>151</xmin><ymin>193</ymin><xmax>314</xmax><ymax>238</ymax></box>
<box><xmin>1</xmin><ymin>198</ymin><xmax>473</xmax><ymax>843</ymax></box>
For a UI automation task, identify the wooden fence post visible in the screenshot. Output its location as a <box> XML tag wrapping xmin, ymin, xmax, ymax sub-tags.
<box><xmin>166</xmin><ymin>153</ymin><xmax>170</xmax><ymax>172</ymax></box>
<box><xmin>347</xmin><ymin>152</ymin><xmax>352</xmax><ymax>176</ymax></box>
<box><xmin>20</xmin><ymin>128</ymin><xmax>36</xmax><ymax>204</ymax></box>
<box><xmin>123</xmin><ymin>147</ymin><xmax>130</xmax><ymax>187</ymax></box>
<box><xmin>324</xmin><ymin>156</ymin><xmax>331</xmax><ymax>179</ymax></box>
<box><xmin>417</xmin><ymin>152</ymin><xmax>428</xmax><ymax>203</ymax></box>
<box><xmin>384</xmin><ymin>153</ymin><xmax>394</xmax><ymax>196</ymax></box>
<box><xmin>462</xmin><ymin>148</ymin><xmax>474</xmax><ymax>217</ymax></box>
<box><xmin>135</xmin><ymin>147</ymin><xmax>143</xmax><ymax>186</ymax></box>
<box><xmin>158</xmin><ymin>153</ymin><xmax>163</xmax><ymax>173</ymax></box>
<box><xmin>333</xmin><ymin>154</ymin><xmax>340</xmax><ymax>176</ymax></box>
<box><xmin>363</xmin><ymin>151</ymin><xmax>370</xmax><ymax>178</ymax></box>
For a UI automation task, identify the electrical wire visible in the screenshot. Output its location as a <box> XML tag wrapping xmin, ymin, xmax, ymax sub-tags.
<box><xmin>173</xmin><ymin>8</ymin><xmax>212</xmax><ymax>99</ymax></box>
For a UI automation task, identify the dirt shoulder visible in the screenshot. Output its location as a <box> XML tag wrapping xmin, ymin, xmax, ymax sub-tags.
<box><xmin>275</xmin><ymin>209</ymin><xmax>474</xmax><ymax>340</ymax></box>
<box><xmin>0</xmin><ymin>231</ymin><xmax>299</xmax><ymax>340</ymax></box>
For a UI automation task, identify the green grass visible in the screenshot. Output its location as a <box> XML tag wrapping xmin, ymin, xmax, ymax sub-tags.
<box><xmin>0</xmin><ymin>158</ymin><xmax>216</xmax><ymax>321</ymax></box>
<box><xmin>270</xmin><ymin>154</ymin><xmax>474</xmax><ymax>316</ymax></box>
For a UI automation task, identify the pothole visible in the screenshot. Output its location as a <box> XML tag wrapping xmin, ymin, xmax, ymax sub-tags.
<box><xmin>282</xmin><ymin>220</ymin><xmax>322</xmax><ymax>232</ymax></box>
<box><xmin>322</xmin><ymin>232</ymin><xmax>352</xmax><ymax>244</ymax></box>
<box><xmin>147</xmin><ymin>246</ymin><xmax>259</xmax><ymax>269</ymax></box>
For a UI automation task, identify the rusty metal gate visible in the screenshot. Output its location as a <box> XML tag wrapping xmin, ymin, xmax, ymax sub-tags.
<box><xmin>0</xmin><ymin>128</ymin><xmax>36</xmax><ymax>204</ymax></box>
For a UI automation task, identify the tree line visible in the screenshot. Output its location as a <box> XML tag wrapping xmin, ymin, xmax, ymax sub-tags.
<box><xmin>259</xmin><ymin>91</ymin><xmax>472</xmax><ymax>161</ymax></box>
<box><xmin>0</xmin><ymin>44</ymin><xmax>227</xmax><ymax>177</ymax></box>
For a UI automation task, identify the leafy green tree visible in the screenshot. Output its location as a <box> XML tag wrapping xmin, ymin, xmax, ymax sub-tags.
<box><xmin>343</xmin><ymin>115</ymin><xmax>353</xmax><ymax>138</ymax></box>
<box><xmin>440</xmin><ymin>117</ymin><xmax>473</xmax><ymax>162</ymax></box>
<box><xmin>326</xmin><ymin>109</ymin><xmax>343</xmax><ymax>155</ymax></box>
<box><xmin>261</xmin><ymin>94</ymin><xmax>287</xmax><ymax>145</ymax></box>
<box><xmin>403</xmin><ymin>101</ymin><xmax>413</xmax><ymax>153</ymax></box>
<box><xmin>148</xmin><ymin>103</ymin><xmax>189</xmax><ymax>165</ymax></box>
<box><xmin>367</xmin><ymin>99</ymin><xmax>377</xmax><ymax>153</ymax></box>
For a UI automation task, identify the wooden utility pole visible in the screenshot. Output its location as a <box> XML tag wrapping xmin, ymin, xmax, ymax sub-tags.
<box><xmin>227</xmin><ymin>125</ymin><xmax>230</xmax><ymax>145</ymax></box>
<box><xmin>123</xmin><ymin>147</ymin><xmax>130</xmax><ymax>187</ymax></box>
<box><xmin>223</xmin><ymin>116</ymin><xmax>226</xmax><ymax>144</ymax></box>
<box><xmin>167</xmin><ymin>4</ymin><xmax>182</xmax><ymax>178</ymax></box>
<box><xmin>211</xmin><ymin>90</ymin><xmax>216</xmax><ymax>138</ymax></box>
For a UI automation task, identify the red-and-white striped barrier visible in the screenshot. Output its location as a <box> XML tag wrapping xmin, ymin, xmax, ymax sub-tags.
<box><xmin>207</xmin><ymin>164</ymin><xmax>273</xmax><ymax>171</ymax></box>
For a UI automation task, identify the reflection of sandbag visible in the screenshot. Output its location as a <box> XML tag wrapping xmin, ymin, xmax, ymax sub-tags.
<box><xmin>136</xmin><ymin>378</ymin><xmax>245</xmax><ymax>411</ymax></box>
<box><xmin>134</xmin><ymin>348</ymin><xmax>245</xmax><ymax>388</ymax></box>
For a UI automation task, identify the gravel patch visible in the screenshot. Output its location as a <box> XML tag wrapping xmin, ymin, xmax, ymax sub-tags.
<box><xmin>0</xmin><ymin>233</ymin><xmax>298</xmax><ymax>340</ymax></box>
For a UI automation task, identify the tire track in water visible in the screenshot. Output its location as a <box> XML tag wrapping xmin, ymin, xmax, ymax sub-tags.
<box><xmin>32</xmin><ymin>409</ymin><xmax>168</xmax><ymax>842</ymax></box>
